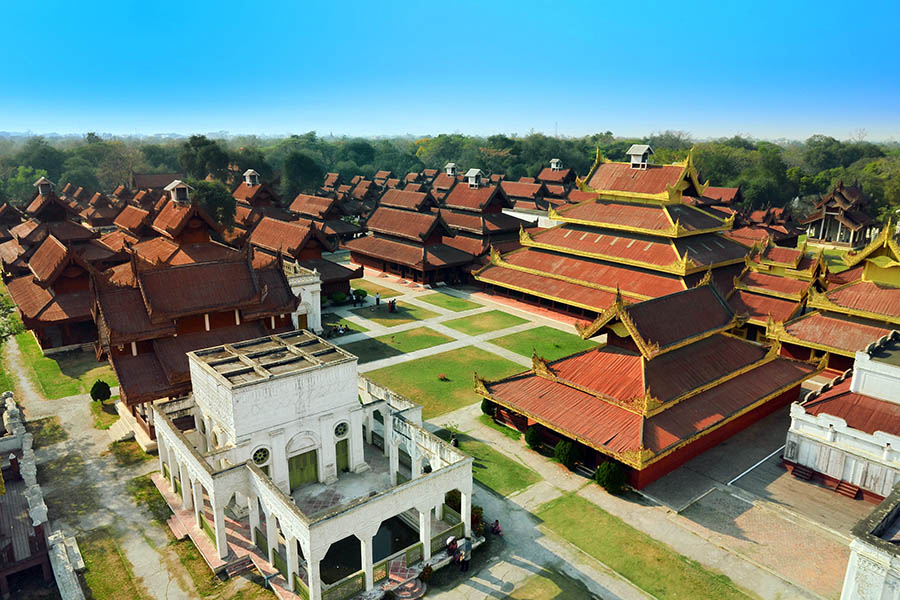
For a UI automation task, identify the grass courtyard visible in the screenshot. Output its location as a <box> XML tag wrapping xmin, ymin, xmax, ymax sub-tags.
<box><xmin>435</xmin><ymin>429</ymin><xmax>540</xmax><ymax>496</ymax></box>
<box><xmin>366</xmin><ymin>346</ymin><xmax>524</xmax><ymax>419</ymax></box>
<box><xmin>16</xmin><ymin>331</ymin><xmax>117</xmax><ymax>399</ymax></box>
<box><xmin>536</xmin><ymin>494</ymin><xmax>753</xmax><ymax>600</ymax></box>
<box><xmin>349</xmin><ymin>301</ymin><xmax>439</xmax><ymax>327</ymax></box>
<box><xmin>442</xmin><ymin>309</ymin><xmax>528</xmax><ymax>336</ymax></box>
<box><xmin>490</xmin><ymin>325</ymin><xmax>597</xmax><ymax>361</ymax></box>
<box><xmin>91</xmin><ymin>395</ymin><xmax>121</xmax><ymax>430</ymax></box>
<box><xmin>340</xmin><ymin>327</ymin><xmax>453</xmax><ymax>363</ymax></box>
<box><xmin>26</xmin><ymin>416</ymin><xmax>68</xmax><ymax>448</ymax></box>
<box><xmin>504</xmin><ymin>569</ymin><xmax>596</xmax><ymax>599</ymax></box>
<box><xmin>80</xmin><ymin>527</ymin><xmax>152</xmax><ymax>600</ymax></box>
<box><xmin>415</xmin><ymin>292</ymin><xmax>482</xmax><ymax>312</ymax></box>
<box><xmin>321</xmin><ymin>312</ymin><xmax>369</xmax><ymax>333</ymax></box>
<box><xmin>350</xmin><ymin>278</ymin><xmax>402</xmax><ymax>299</ymax></box>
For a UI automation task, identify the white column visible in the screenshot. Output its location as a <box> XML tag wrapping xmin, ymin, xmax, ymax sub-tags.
<box><xmin>192</xmin><ymin>480</ymin><xmax>203</xmax><ymax>528</ymax></box>
<box><xmin>418</xmin><ymin>505</ymin><xmax>433</xmax><ymax>560</ymax></box>
<box><xmin>461</xmin><ymin>490</ymin><xmax>472</xmax><ymax>538</ymax></box>
<box><xmin>287</xmin><ymin>536</ymin><xmax>299</xmax><ymax>592</ymax></box>
<box><xmin>410</xmin><ymin>441</ymin><xmax>420</xmax><ymax>480</ymax></box>
<box><xmin>383</xmin><ymin>412</ymin><xmax>392</xmax><ymax>458</ymax></box>
<box><xmin>435</xmin><ymin>501</ymin><xmax>443</xmax><ymax>522</ymax></box>
<box><xmin>179</xmin><ymin>463</ymin><xmax>192</xmax><ymax>510</ymax></box>
<box><xmin>308</xmin><ymin>549</ymin><xmax>323</xmax><ymax>600</ymax></box>
<box><xmin>365</xmin><ymin>413</ymin><xmax>374</xmax><ymax>445</ymax></box>
<box><xmin>360</xmin><ymin>535</ymin><xmax>374</xmax><ymax>590</ymax></box>
<box><xmin>157</xmin><ymin>435</ymin><xmax>166</xmax><ymax>476</ymax></box>
<box><xmin>212</xmin><ymin>501</ymin><xmax>228</xmax><ymax>559</ymax></box>
<box><xmin>248</xmin><ymin>495</ymin><xmax>260</xmax><ymax>546</ymax></box>
<box><xmin>266</xmin><ymin>511</ymin><xmax>278</xmax><ymax>565</ymax></box>
<box><xmin>167</xmin><ymin>452</ymin><xmax>178</xmax><ymax>493</ymax></box>
<box><xmin>204</xmin><ymin>416</ymin><xmax>215</xmax><ymax>451</ymax></box>
<box><xmin>389</xmin><ymin>442</ymin><xmax>399</xmax><ymax>486</ymax></box>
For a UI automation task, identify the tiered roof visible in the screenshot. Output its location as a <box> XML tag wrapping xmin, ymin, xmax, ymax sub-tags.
<box><xmin>801</xmin><ymin>180</ymin><xmax>875</xmax><ymax>233</ymax></box>
<box><xmin>477</xmin><ymin>285</ymin><xmax>820</xmax><ymax>471</ymax></box>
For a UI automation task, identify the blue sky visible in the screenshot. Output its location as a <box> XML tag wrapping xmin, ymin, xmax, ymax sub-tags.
<box><xmin>2</xmin><ymin>0</ymin><xmax>898</xmax><ymax>140</ymax></box>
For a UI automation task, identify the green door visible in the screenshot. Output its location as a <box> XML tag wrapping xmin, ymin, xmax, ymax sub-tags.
<box><xmin>288</xmin><ymin>450</ymin><xmax>318</xmax><ymax>491</ymax></box>
<box><xmin>336</xmin><ymin>439</ymin><xmax>349</xmax><ymax>473</ymax></box>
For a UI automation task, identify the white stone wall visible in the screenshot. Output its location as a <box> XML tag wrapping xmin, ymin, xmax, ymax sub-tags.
<box><xmin>841</xmin><ymin>538</ymin><xmax>900</xmax><ymax>599</ymax></box>
<box><xmin>288</xmin><ymin>271</ymin><xmax>322</xmax><ymax>332</ymax></box>
<box><xmin>853</xmin><ymin>349</ymin><xmax>900</xmax><ymax>404</ymax></box>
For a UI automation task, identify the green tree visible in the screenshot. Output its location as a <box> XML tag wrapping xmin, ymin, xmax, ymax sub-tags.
<box><xmin>230</xmin><ymin>147</ymin><xmax>273</xmax><ymax>183</ymax></box>
<box><xmin>141</xmin><ymin>144</ymin><xmax>181</xmax><ymax>171</ymax></box>
<box><xmin>524</xmin><ymin>426</ymin><xmax>541</xmax><ymax>450</ymax></box>
<box><xmin>16</xmin><ymin>137</ymin><xmax>66</xmax><ymax>180</ymax></box>
<box><xmin>554</xmin><ymin>439</ymin><xmax>579</xmax><ymax>471</ymax></box>
<box><xmin>594</xmin><ymin>461</ymin><xmax>626</xmax><ymax>494</ymax></box>
<box><xmin>804</xmin><ymin>134</ymin><xmax>843</xmax><ymax>172</ymax></box>
<box><xmin>2</xmin><ymin>166</ymin><xmax>48</xmax><ymax>206</ymax></box>
<box><xmin>282</xmin><ymin>151</ymin><xmax>324</xmax><ymax>200</ymax></box>
<box><xmin>90</xmin><ymin>380</ymin><xmax>111</xmax><ymax>403</ymax></box>
<box><xmin>59</xmin><ymin>161</ymin><xmax>100</xmax><ymax>195</ymax></box>
<box><xmin>179</xmin><ymin>135</ymin><xmax>229</xmax><ymax>180</ymax></box>
<box><xmin>188</xmin><ymin>179</ymin><xmax>236</xmax><ymax>228</ymax></box>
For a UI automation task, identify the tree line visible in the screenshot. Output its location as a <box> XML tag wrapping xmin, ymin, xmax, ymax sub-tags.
<box><xmin>1</xmin><ymin>130</ymin><xmax>897</xmax><ymax>222</ymax></box>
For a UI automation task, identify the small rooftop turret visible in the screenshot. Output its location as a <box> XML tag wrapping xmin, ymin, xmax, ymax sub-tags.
<box><xmin>465</xmin><ymin>168</ymin><xmax>484</xmax><ymax>189</ymax></box>
<box><xmin>164</xmin><ymin>179</ymin><xmax>193</xmax><ymax>205</ymax></box>
<box><xmin>243</xmin><ymin>169</ymin><xmax>259</xmax><ymax>186</ymax></box>
<box><xmin>444</xmin><ymin>162</ymin><xmax>457</xmax><ymax>176</ymax></box>
<box><xmin>550</xmin><ymin>158</ymin><xmax>563</xmax><ymax>171</ymax></box>
<box><xmin>626</xmin><ymin>144</ymin><xmax>653</xmax><ymax>170</ymax></box>
<box><xmin>33</xmin><ymin>176</ymin><xmax>54</xmax><ymax>196</ymax></box>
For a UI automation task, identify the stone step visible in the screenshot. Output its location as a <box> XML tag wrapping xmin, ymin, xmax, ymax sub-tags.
<box><xmin>836</xmin><ymin>481</ymin><xmax>861</xmax><ymax>499</ymax></box>
<box><xmin>107</xmin><ymin>418</ymin><xmax>135</xmax><ymax>443</ymax></box>
<box><xmin>791</xmin><ymin>464</ymin><xmax>814</xmax><ymax>481</ymax></box>
<box><xmin>167</xmin><ymin>515</ymin><xmax>189</xmax><ymax>540</ymax></box>
<box><xmin>393</xmin><ymin>578</ymin><xmax>427</xmax><ymax>599</ymax></box>
<box><xmin>226</xmin><ymin>556</ymin><xmax>255</xmax><ymax>578</ymax></box>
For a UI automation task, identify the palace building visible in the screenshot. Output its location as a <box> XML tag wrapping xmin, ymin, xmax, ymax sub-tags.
<box><xmin>476</xmin><ymin>283</ymin><xmax>822</xmax><ymax>488</ymax></box>
<box><xmin>153</xmin><ymin>330</ymin><xmax>475</xmax><ymax>600</ymax></box>
<box><xmin>474</xmin><ymin>147</ymin><xmax>749</xmax><ymax>320</ymax></box>
<box><xmin>288</xmin><ymin>193</ymin><xmax>361</xmax><ymax>244</ymax></box>
<box><xmin>801</xmin><ymin>181</ymin><xmax>879</xmax><ymax>249</ymax></box>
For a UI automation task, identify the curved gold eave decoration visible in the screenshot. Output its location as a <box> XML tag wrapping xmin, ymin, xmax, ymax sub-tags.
<box><xmin>842</xmin><ymin>219</ymin><xmax>897</xmax><ymax>268</ymax></box>
<box><xmin>807</xmin><ymin>286</ymin><xmax>900</xmax><ymax>325</ymax></box>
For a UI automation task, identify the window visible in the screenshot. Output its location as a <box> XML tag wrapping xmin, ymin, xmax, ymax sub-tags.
<box><xmin>334</xmin><ymin>422</ymin><xmax>349</xmax><ymax>438</ymax></box>
<box><xmin>252</xmin><ymin>447</ymin><xmax>271</xmax><ymax>465</ymax></box>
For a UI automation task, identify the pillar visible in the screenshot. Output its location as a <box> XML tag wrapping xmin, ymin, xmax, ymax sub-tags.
<box><xmin>248</xmin><ymin>495</ymin><xmax>260</xmax><ymax>546</ymax></box>
<box><xmin>179</xmin><ymin>463</ymin><xmax>192</xmax><ymax>511</ymax></box>
<box><xmin>266</xmin><ymin>511</ymin><xmax>278</xmax><ymax>565</ymax></box>
<box><xmin>157</xmin><ymin>435</ymin><xmax>166</xmax><ymax>477</ymax></box>
<box><xmin>435</xmin><ymin>501</ymin><xmax>443</xmax><ymax>522</ymax></box>
<box><xmin>383</xmin><ymin>412</ymin><xmax>392</xmax><ymax>458</ymax></box>
<box><xmin>204</xmin><ymin>416</ymin><xmax>215</xmax><ymax>451</ymax></box>
<box><xmin>192</xmin><ymin>480</ymin><xmax>203</xmax><ymax>528</ymax></box>
<box><xmin>308</xmin><ymin>551</ymin><xmax>323</xmax><ymax>600</ymax></box>
<box><xmin>167</xmin><ymin>452</ymin><xmax>178</xmax><ymax>493</ymax></box>
<box><xmin>410</xmin><ymin>441</ymin><xmax>420</xmax><ymax>480</ymax></box>
<box><xmin>461</xmin><ymin>490</ymin><xmax>472</xmax><ymax>537</ymax></box>
<box><xmin>287</xmin><ymin>536</ymin><xmax>299</xmax><ymax>592</ymax></box>
<box><xmin>212</xmin><ymin>501</ymin><xmax>228</xmax><ymax>559</ymax></box>
<box><xmin>365</xmin><ymin>412</ymin><xmax>373</xmax><ymax>445</ymax></box>
<box><xmin>389</xmin><ymin>441</ymin><xmax>399</xmax><ymax>486</ymax></box>
<box><xmin>360</xmin><ymin>535</ymin><xmax>374</xmax><ymax>590</ymax></box>
<box><xmin>418</xmin><ymin>505</ymin><xmax>433</xmax><ymax>560</ymax></box>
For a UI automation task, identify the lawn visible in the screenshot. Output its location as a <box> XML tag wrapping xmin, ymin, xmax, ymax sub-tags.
<box><xmin>415</xmin><ymin>292</ymin><xmax>482</xmax><ymax>313</ymax></box>
<box><xmin>109</xmin><ymin>440</ymin><xmax>152</xmax><ymax>466</ymax></box>
<box><xmin>490</xmin><ymin>325</ymin><xmax>597</xmax><ymax>362</ymax></box>
<box><xmin>366</xmin><ymin>346</ymin><xmax>524</xmax><ymax>419</ymax></box>
<box><xmin>442</xmin><ymin>310</ymin><xmax>527</xmax><ymax>336</ymax></box>
<box><xmin>16</xmin><ymin>331</ymin><xmax>117</xmax><ymax>399</ymax></box>
<box><xmin>39</xmin><ymin>453</ymin><xmax>101</xmax><ymax>525</ymax></box>
<box><xmin>504</xmin><ymin>569</ymin><xmax>595</xmax><ymax>599</ymax></box>
<box><xmin>91</xmin><ymin>395</ymin><xmax>121</xmax><ymax>430</ymax></box>
<box><xmin>127</xmin><ymin>474</ymin><xmax>172</xmax><ymax>524</ymax></box>
<box><xmin>536</xmin><ymin>495</ymin><xmax>753</xmax><ymax>600</ymax></box>
<box><xmin>435</xmin><ymin>429</ymin><xmax>539</xmax><ymax>496</ymax></box>
<box><xmin>823</xmin><ymin>248</ymin><xmax>849</xmax><ymax>273</ymax></box>
<box><xmin>350</xmin><ymin>301</ymin><xmax>439</xmax><ymax>327</ymax></box>
<box><xmin>321</xmin><ymin>312</ymin><xmax>369</xmax><ymax>333</ymax></box>
<box><xmin>340</xmin><ymin>327</ymin><xmax>453</xmax><ymax>363</ymax></box>
<box><xmin>81</xmin><ymin>527</ymin><xmax>151</xmax><ymax>599</ymax></box>
<box><xmin>26</xmin><ymin>416</ymin><xmax>68</xmax><ymax>448</ymax></box>
<box><xmin>478</xmin><ymin>414</ymin><xmax>521</xmax><ymax>441</ymax></box>
<box><xmin>350</xmin><ymin>278</ymin><xmax>402</xmax><ymax>299</ymax></box>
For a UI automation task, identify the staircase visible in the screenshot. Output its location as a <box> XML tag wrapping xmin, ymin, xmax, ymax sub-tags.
<box><xmin>392</xmin><ymin>578</ymin><xmax>427</xmax><ymax>599</ymax></box>
<box><xmin>107</xmin><ymin>418</ymin><xmax>135</xmax><ymax>444</ymax></box>
<box><xmin>167</xmin><ymin>516</ymin><xmax>188</xmax><ymax>541</ymax></box>
<box><xmin>225</xmin><ymin>556</ymin><xmax>255</xmax><ymax>578</ymax></box>
<box><xmin>835</xmin><ymin>481</ymin><xmax>861</xmax><ymax>500</ymax></box>
<box><xmin>791</xmin><ymin>464</ymin><xmax>814</xmax><ymax>481</ymax></box>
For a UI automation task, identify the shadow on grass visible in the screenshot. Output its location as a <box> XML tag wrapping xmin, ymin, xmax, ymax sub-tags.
<box><xmin>38</xmin><ymin>454</ymin><xmax>102</xmax><ymax>525</ymax></box>
<box><xmin>26</xmin><ymin>416</ymin><xmax>68</xmax><ymax>448</ymax></box>
<box><xmin>108</xmin><ymin>440</ymin><xmax>152</xmax><ymax>467</ymax></box>
<box><xmin>339</xmin><ymin>337</ymin><xmax>405</xmax><ymax>364</ymax></box>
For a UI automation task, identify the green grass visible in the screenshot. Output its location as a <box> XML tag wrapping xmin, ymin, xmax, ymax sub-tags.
<box><xmin>350</xmin><ymin>301</ymin><xmax>439</xmax><ymax>327</ymax></box>
<box><xmin>321</xmin><ymin>312</ymin><xmax>369</xmax><ymax>333</ymax></box>
<box><xmin>536</xmin><ymin>495</ymin><xmax>753</xmax><ymax>600</ymax></box>
<box><xmin>26</xmin><ymin>416</ymin><xmax>68</xmax><ymax>448</ymax></box>
<box><xmin>351</xmin><ymin>278</ymin><xmax>402</xmax><ymax>298</ymax></box>
<box><xmin>490</xmin><ymin>325</ymin><xmax>597</xmax><ymax>361</ymax></box>
<box><xmin>91</xmin><ymin>395</ymin><xmax>120</xmax><ymax>430</ymax></box>
<box><xmin>504</xmin><ymin>569</ymin><xmax>595</xmax><ymax>599</ymax></box>
<box><xmin>15</xmin><ymin>331</ymin><xmax>117</xmax><ymax>399</ymax></box>
<box><xmin>109</xmin><ymin>440</ymin><xmax>152</xmax><ymax>466</ymax></box>
<box><xmin>81</xmin><ymin>527</ymin><xmax>151</xmax><ymax>599</ymax></box>
<box><xmin>366</xmin><ymin>346</ymin><xmax>524</xmax><ymax>419</ymax></box>
<box><xmin>126</xmin><ymin>473</ymin><xmax>172</xmax><ymax>524</ymax></box>
<box><xmin>340</xmin><ymin>327</ymin><xmax>453</xmax><ymax>363</ymax></box>
<box><xmin>39</xmin><ymin>453</ymin><xmax>101</xmax><ymax>525</ymax></box>
<box><xmin>823</xmin><ymin>248</ymin><xmax>849</xmax><ymax>273</ymax></box>
<box><xmin>442</xmin><ymin>310</ymin><xmax>528</xmax><ymax>336</ymax></box>
<box><xmin>478</xmin><ymin>414</ymin><xmax>522</xmax><ymax>440</ymax></box>
<box><xmin>435</xmin><ymin>429</ymin><xmax>539</xmax><ymax>496</ymax></box>
<box><xmin>415</xmin><ymin>292</ymin><xmax>482</xmax><ymax>312</ymax></box>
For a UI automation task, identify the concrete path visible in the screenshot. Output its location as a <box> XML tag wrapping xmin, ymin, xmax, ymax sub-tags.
<box><xmin>4</xmin><ymin>337</ymin><xmax>194</xmax><ymax>600</ymax></box>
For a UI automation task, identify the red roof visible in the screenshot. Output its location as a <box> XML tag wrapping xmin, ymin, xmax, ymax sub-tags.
<box><xmin>529</xmin><ymin>225</ymin><xmax>677</xmax><ymax>269</ymax></box>
<box><xmin>131</xmin><ymin>237</ymin><xmax>236</xmax><ymax>266</ymax></box>
<box><xmin>782</xmin><ymin>312</ymin><xmax>894</xmax><ymax>355</ymax></box>
<box><xmin>703</xmin><ymin>186</ymin><xmax>740</xmax><ymax>203</ymax></box>
<box><xmin>825</xmin><ymin>281</ymin><xmax>900</xmax><ymax>319</ymax></box>
<box><xmin>537</xmin><ymin>167</ymin><xmax>573</xmax><ymax>183</ymax></box>
<box><xmin>95</xmin><ymin>284</ymin><xmax>176</xmax><ymax>345</ymax></box>
<box><xmin>152</xmin><ymin>201</ymin><xmax>221</xmax><ymax>238</ymax></box>
<box><xmin>567</xmin><ymin>189</ymin><xmax>597</xmax><ymax>203</ymax></box>
<box><xmin>728</xmin><ymin>290</ymin><xmax>799</xmax><ymax>324</ymax></box>
<box><xmin>379</xmin><ymin>189</ymin><xmax>437</xmax><ymax>212</ymax></box>
<box><xmin>439</xmin><ymin>209</ymin><xmax>525</xmax><ymax>235</ymax></box>
<box><xmin>431</xmin><ymin>173</ymin><xmax>457</xmax><ymax>191</ymax></box>
<box><xmin>365</xmin><ymin>207</ymin><xmax>451</xmax><ymax>242</ymax></box>
<box><xmin>323</xmin><ymin>173</ymin><xmax>340</xmax><ymax>188</ymax></box>
<box><xmin>289</xmin><ymin>194</ymin><xmax>339</xmax><ymax>219</ymax></box>
<box><xmin>7</xmin><ymin>274</ymin><xmax>91</xmax><ymax>323</ymax></box>
<box><xmin>249</xmin><ymin>217</ymin><xmax>329</xmax><ymax>257</ymax></box>
<box><xmin>587</xmin><ymin>162</ymin><xmax>686</xmax><ymax>195</ymax></box>
<box><xmin>739</xmin><ymin>271</ymin><xmax>810</xmax><ymax>297</ymax></box>
<box><xmin>500</xmin><ymin>181</ymin><xmax>547</xmax><ymax>200</ymax></box>
<box><xmin>28</xmin><ymin>236</ymin><xmax>73</xmax><ymax>285</ymax></box>
<box><xmin>345</xmin><ymin>235</ymin><xmax>472</xmax><ymax>270</ymax></box>
<box><xmin>557</xmin><ymin>200</ymin><xmax>722</xmax><ymax>233</ymax></box>
<box><xmin>801</xmin><ymin>378</ymin><xmax>900</xmax><ymax>437</ymax></box>
<box><xmin>444</xmin><ymin>184</ymin><xmax>509</xmax><ymax>212</ymax></box>
<box><xmin>114</xmin><ymin>205</ymin><xmax>151</xmax><ymax>233</ymax></box>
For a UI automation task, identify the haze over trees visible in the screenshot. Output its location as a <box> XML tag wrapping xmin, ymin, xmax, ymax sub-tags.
<box><xmin>0</xmin><ymin>130</ymin><xmax>897</xmax><ymax>223</ymax></box>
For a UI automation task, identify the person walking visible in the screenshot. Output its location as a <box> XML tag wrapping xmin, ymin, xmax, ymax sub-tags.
<box><xmin>459</xmin><ymin>537</ymin><xmax>472</xmax><ymax>572</ymax></box>
<box><xmin>375</xmin><ymin>291</ymin><xmax>381</xmax><ymax>307</ymax></box>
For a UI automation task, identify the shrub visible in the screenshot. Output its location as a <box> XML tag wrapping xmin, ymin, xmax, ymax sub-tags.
<box><xmin>472</xmin><ymin>505</ymin><xmax>485</xmax><ymax>536</ymax></box>
<box><xmin>554</xmin><ymin>439</ymin><xmax>579</xmax><ymax>471</ymax></box>
<box><xmin>594</xmin><ymin>461</ymin><xmax>626</xmax><ymax>495</ymax></box>
<box><xmin>419</xmin><ymin>564</ymin><xmax>433</xmax><ymax>582</ymax></box>
<box><xmin>352</xmin><ymin>288</ymin><xmax>368</xmax><ymax>299</ymax></box>
<box><xmin>330</xmin><ymin>291</ymin><xmax>347</xmax><ymax>304</ymax></box>
<box><xmin>525</xmin><ymin>425</ymin><xmax>542</xmax><ymax>450</ymax></box>
<box><xmin>481</xmin><ymin>398</ymin><xmax>495</xmax><ymax>416</ymax></box>
<box><xmin>90</xmin><ymin>380</ymin><xmax>111</xmax><ymax>403</ymax></box>
<box><xmin>438</xmin><ymin>373</ymin><xmax>449</xmax><ymax>381</ymax></box>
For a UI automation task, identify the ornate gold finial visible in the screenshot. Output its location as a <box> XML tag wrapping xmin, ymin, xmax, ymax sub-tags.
<box><xmin>519</xmin><ymin>225</ymin><xmax>533</xmax><ymax>244</ymax></box>
<box><xmin>696</xmin><ymin>268</ymin><xmax>712</xmax><ymax>287</ymax></box>
<box><xmin>532</xmin><ymin>351</ymin><xmax>552</xmax><ymax>378</ymax></box>
<box><xmin>489</xmin><ymin>245</ymin><xmax>503</xmax><ymax>265</ymax></box>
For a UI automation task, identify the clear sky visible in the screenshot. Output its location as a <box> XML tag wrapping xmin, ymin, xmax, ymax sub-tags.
<box><xmin>2</xmin><ymin>0</ymin><xmax>898</xmax><ymax>140</ymax></box>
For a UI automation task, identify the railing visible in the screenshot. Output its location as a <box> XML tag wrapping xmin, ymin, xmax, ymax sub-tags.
<box><xmin>198</xmin><ymin>512</ymin><xmax>215</xmax><ymax>543</ymax></box>
<box><xmin>294</xmin><ymin>574</ymin><xmax>310</xmax><ymax>600</ymax></box>
<box><xmin>273</xmin><ymin>548</ymin><xmax>288</xmax><ymax>579</ymax></box>
<box><xmin>442</xmin><ymin>504</ymin><xmax>462</xmax><ymax>524</ymax></box>
<box><xmin>255</xmin><ymin>528</ymin><xmax>267</xmax><ymax>556</ymax></box>
<box><xmin>405</xmin><ymin>542</ymin><xmax>423</xmax><ymax>565</ymax></box>
<box><xmin>373</xmin><ymin>558</ymin><xmax>389</xmax><ymax>583</ymax></box>
<box><xmin>431</xmin><ymin>521</ymin><xmax>465</xmax><ymax>554</ymax></box>
<box><xmin>322</xmin><ymin>570</ymin><xmax>364</xmax><ymax>600</ymax></box>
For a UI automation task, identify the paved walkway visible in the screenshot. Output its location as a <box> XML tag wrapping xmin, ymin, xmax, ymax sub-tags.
<box><xmin>3</xmin><ymin>337</ymin><xmax>194</xmax><ymax>600</ymax></box>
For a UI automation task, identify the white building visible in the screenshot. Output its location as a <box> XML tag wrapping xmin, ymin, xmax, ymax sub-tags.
<box><xmin>841</xmin><ymin>484</ymin><xmax>900</xmax><ymax>599</ymax></box>
<box><xmin>153</xmin><ymin>330</ymin><xmax>474</xmax><ymax>600</ymax></box>
<box><xmin>784</xmin><ymin>331</ymin><xmax>900</xmax><ymax>502</ymax></box>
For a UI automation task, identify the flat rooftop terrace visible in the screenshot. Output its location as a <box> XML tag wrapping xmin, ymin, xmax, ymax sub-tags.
<box><xmin>189</xmin><ymin>329</ymin><xmax>357</xmax><ymax>387</ymax></box>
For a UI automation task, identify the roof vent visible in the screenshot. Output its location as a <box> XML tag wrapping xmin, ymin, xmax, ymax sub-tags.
<box><xmin>444</xmin><ymin>162</ymin><xmax>457</xmax><ymax>176</ymax></box>
<box><xmin>550</xmin><ymin>158</ymin><xmax>563</xmax><ymax>171</ymax></box>
<box><xmin>164</xmin><ymin>180</ymin><xmax>193</xmax><ymax>205</ymax></box>
<box><xmin>626</xmin><ymin>145</ymin><xmax>653</xmax><ymax>170</ymax></box>
<box><xmin>465</xmin><ymin>168</ymin><xmax>483</xmax><ymax>189</ymax></box>
<box><xmin>33</xmin><ymin>176</ymin><xmax>54</xmax><ymax>197</ymax></box>
<box><xmin>243</xmin><ymin>169</ymin><xmax>259</xmax><ymax>186</ymax></box>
